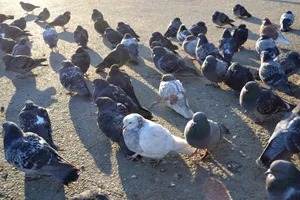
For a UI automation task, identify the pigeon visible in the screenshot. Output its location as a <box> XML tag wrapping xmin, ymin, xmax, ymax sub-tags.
<box><xmin>92</xmin><ymin>79</ymin><xmax>153</xmax><ymax>119</ymax></box>
<box><xmin>159</xmin><ymin>74</ymin><xmax>193</xmax><ymax>119</ymax></box>
<box><xmin>164</xmin><ymin>17</ymin><xmax>182</xmax><ymax>38</ymax></box>
<box><xmin>151</xmin><ymin>46</ymin><xmax>199</xmax><ymax>76</ymax></box>
<box><xmin>233</xmin><ymin>4</ymin><xmax>252</xmax><ymax>18</ymax></box>
<box><xmin>48</xmin><ymin>11</ymin><xmax>71</xmax><ymax>30</ymax></box>
<box><xmin>0</xmin><ymin>14</ymin><xmax>14</xmax><ymax>23</ymax></box>
<box><xmin>232</xmin><ymin>24</ymin><xmax>248</xmax><ymax>52</ymax></box>
<box><xmin>218</xmin><ymin>28</ymin><xmax>236</xmax><ymax>64</ymax></box>
<box><xmin>195</xmin><ymin>33</ymin><xmax>225</xmax><ymax>65</ymax></box>
<box><xmin>0</xmin><ymin>23</ymin><xmax>31</xmax><ymax>39</ymax></box>
<box><xmin>176</xmin><ymin>24</ymin><xmax>193</xmax><ymax>44</ymax></box>
<box><xmin>94</xmin><ymin>18</ymin><xmax>110</xmax><ymax>35</ymax></box>
<box><xmin>0</xmin><ymin>37</ymin><xmax>17</xmax><ymax>54</ymax></box>
<box><xmin>212</xmin><ymin>11</ymin><xmax>234</xmax><ymax>27</ymax></box>
<box><xmin>71</xmin><ymin>46</ymin><xmax>91</xmax><ymax>75</ymax></box>
<box><xmin>59</xmin><ymin>60</ymin><xmax>90</xmax><ymax>97</ymax></box>
<box><xmin>274</xmin><ymin>51</ymin><xmax>300</xmax><ymax>77</ymax></box>
<box><xmin>182</xmin><ymin>35</ymin><xmax>198</xmax><ymax>59</ymax></box>
<box><xmin>256</xmin><ymin>35</ymin><xmax>280</xmax><ymax>58</ymax></box>
<box><xmin>257</xmin><ymin>104</ymin><xmax>300</xmax><ymax>167</ymax></box>
<box><xmin>12</xmin><ymin>38</ymin><xmax>31</xmax><ymax>56</ymax></box>
<box><xmin>10</xmin><ymin>17</ymin><xmax>26</xmax><ymax>30</ymax></box>
<box><xmin>104</xmin><ymin>27</ymin><xmax>123</xmax><ymax>48</ymax></box>
<box><xmin>201</xmin><ymin>55</ymin><xmax>228</xmax><ymax>84</ymax></box>
<box><xmin>190</xmin><ymin>21</ymin><xmax>207</xmax><ymax>36</ymax></box>
<box><xmin>43</xmin><ymin>25</ymin><xmax>58</xmax><ymax>51</ymax></box>
<box><xmin>224</xmin><ymin>62</ymin><xmax>254</xmax><ymax>92</ymax></box>
<box><xmin>91</xmin><ymin>9</ymin><xmax>104</xmax><ymax>22</ymax></box>
<box><xmin>123</xmin><ymin>113</ymin><xmax>193</xmax><ymax>163</ymax></box>
<box><xmin>20</xmin><ymin>2</ymin><xmax>40</xmax><ymax>12</ymax></box>
<box><xmin>95</xmin><ymin>44</ymin><xmax>129</xmax><ymax>72</ymax></box>
<box><xmin>265</xmin><ymin>160</ymin><xmax>300</xmax><ymax>200</ymax></box>
<box><xmin>34</xmin><ymin>8</ymin><xmax>50</xmax><ymax>22</ymax></box>
<box><xmin>2</xmin><ymin>54</ymin><xmax>47</xmax><ymax>74</ymax></box>
<box><xmin>19</xmin><ymin>100</ymin><xmax>58</xmax><ymax>150</ymax></box>
<box><xmin>73</xmin><ymin>26</ymin><xmax>89</xmax><ymax>49</ymax></box>
<box><xmin>150</xmin><ymin>41</ymin><xmax>174</xmax><ymax>55</ymax></box>
<box><xmin>120</xmin><ymin>33</ymin><xmax>139</xmax><ymax>64</ymax></box>
<box><xmin>280</xmin><ymin>11</ymin><xmax>294</xmax><ymax>32</ymax></box>
<box><xmin>259</xmin><ymin>51</ymin><xmax>293</xmax><ymax>96</ymax></box>
<box><xmin>117</xmin><ymin>22</ymin><xmax>140</xmax><ymax>41</ymax></box>
<box><xmin>2</xmin><ymin>121</ymin><xmax>79</xmax><ymax>185</ymax></box>
<box><xmin>184</xmin><ymin>112</ymin><xmax>229</xmax><ymax>159</ymax></box>
<box><xmin>95</xmin><ymin>97</ymin><xmax>135</xmax><ymax>156</ymax></box>
<box><xmin>149</xmin><ymin>32</ymin><xmax>178</xmax><ymax>54</ymax></box>
<box><xmin>71</xmin><ymin>188</ymin><xmax>109</xmax><ymax>200</ymax></box>
<box><xmin>260</xmin><ymin>18</ymin><xmax>290</xmax><ymax>45</ymax></box>
<box><xmin>106</xmin><ymin>64</ymin><xmax>141</xmax><ymax>107</ymax></box>
<box><xmin>240</xmin><ymin>81</ymin><xmax>293</xmax><ymax>122</ymax></box>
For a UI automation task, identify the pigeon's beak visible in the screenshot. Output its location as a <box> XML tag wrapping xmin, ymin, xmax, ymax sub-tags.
<box><xmin>265</xmin><ymin>169</ymin><xmax>272</xmax><ymax>175</ymax></box>
<box><xmin>122</xmin><ymin>125</ymin><xmax>126</xmax><ymax>131</ymax></box>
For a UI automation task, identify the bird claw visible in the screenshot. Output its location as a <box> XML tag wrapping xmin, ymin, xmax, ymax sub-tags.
<box><xmin>65</xmin><ymin>92</ymin><xmax>74</xmax><ymax>96</ymax></box>
<box><xmin>150</xmin><ymin>159</ymin><xmax>161</xmax><ymax>167</ymax></box>
<box><xmin>200</xmin><ymin>151</ymin><xmax>210</xmax><ymax>160</ymax></box>
<box><xmin>126</xmin><ymin>154</ymin><xmax>139</xmax><ymax>161</ymax></box>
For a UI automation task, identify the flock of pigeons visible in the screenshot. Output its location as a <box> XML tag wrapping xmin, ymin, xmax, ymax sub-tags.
<box><xmin>1</xmin><ymin>2</ymin><xmax>300</xmax><ymax>199</ymax></box>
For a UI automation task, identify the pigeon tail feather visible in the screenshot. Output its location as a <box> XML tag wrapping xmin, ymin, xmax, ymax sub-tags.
<box><xmin>45</xmin><ymin>162</ymin><xmax>79</xmax><ymax>185</ymax></box>
<box><xmin>172</xmin><ymin>136</ymin><xmax>194</xmax><ymax>155</ymax></box>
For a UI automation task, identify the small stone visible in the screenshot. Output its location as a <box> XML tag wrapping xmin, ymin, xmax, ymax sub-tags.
<box><xmin>232</xmin><ymin>135</ymin><xmax>237</xmax><ymax>139</ymax></box>
<box><xmin>170</xmin><ymin>182</ymin><xmax>176</xmax><ymax>187</ymax></box>
<box><xmin>104</xmin><ymin>154</ymin><xmax>108</xmax><ymax>157</ymax></box>
<box><xmin>131</xmin><ymin>175</ymin><xmax>137</xmax><ymax>179</ymax></box>
<box><xmin>224</xmin><ymin>115</ymin><xmax>227</xmax><ymax>118</ymax></box>
<box><xmin>160</xmin><ymin>168</ymin><xmax>166</xmax><ymax>172</ymax></box>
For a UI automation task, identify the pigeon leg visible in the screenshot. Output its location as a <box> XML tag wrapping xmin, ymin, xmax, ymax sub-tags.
<box><xmin>189</xmin><ymin>148</ymin><xmax>199</xmax><ymax>158</ymax></box>
<box><xmin>126</xmin><ymin>153</ymin><xmax>139</xmax><ymax>161</ymax></box>
<box><xmin>63</xmin><ymin>26</ymin><xmax>69</xmax><ymax>31</ymax></box>
<box><xmin>205</xmin><ymin>82</ymin><xmax>220</xmax><ymax>88</ymax></box>
<box><xmin>148</xmin><ymin>97</ymin><xmax>162</xmax><ymax>109</ymax></box>
<box><xmin>25</xmin><ymin>175</ymin><xmax>41</xmax><ymax>182</ymax></box>
<box><xmin>84</xmin><ymin>73</ymin><xmax>89</xmax><ymax>79</ymax></box>
<box><xmin>150</xmin><ymin>159</ymin><xmax>161</xmax><ymax>166</ymax></box>
<box><xmin>200</xmin><ymin>150</ymin><xmax>210</xmax><ymax>159</ymax></box>
<box><xmin>65</xmin><ymin>91</ymin><xmax>74</xmax><ymax>96</ymax></box>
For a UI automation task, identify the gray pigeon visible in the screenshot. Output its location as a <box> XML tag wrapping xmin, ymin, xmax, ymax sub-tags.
<box><xmin>96</xmin><ymin>44</ymin><xmax>129</xmax><ymax>72</ymax></box>
<box><xmin>48</xmin><ymin>11</ymin><xmax>71</xmax><ymax>31</ymax></box>
<box><xmin>20</xmin><ymin>1</ymin><xmax>39</xmax><ymax>12</ymax></box>
<box><xmin>151</xmin><ymin>46</ymin><xmax>199</xmax><ymax>76</ymax></box>
<box><xmin>34</xmin><ymin>8</ymin><xmax>50</xmax><ymax>22</ymax></box>
<box><xmin>218</xmin><ymin>28</ymin><xmax>236</xmax><ymax>64</ymax></box>
<box><xmin>257</xmin><ymin>104</ymin><xmax>300</xmax><ymax>167</ymax></box>
<box><xmin>59</xmin><ymin>60</ymin><xmax>90</xmax><ymax>97</ymax></box>
<box><xmin>265</xmin><ymin>160</ymin><xmax>300</xmax><ymax>200</ymax></box>
<box><xmin>232</xmin><ymin>24</ymin><xmax>248</xmax><ymax>52</ymax></box>
<box><xmin>92</xmin><ymin>9</ymin><xmax>104</xmax><ymax>22</ymax></box>
<box><xmin>104</xmin><ymin>27</ymin><xmax>123</xmax><ymax>48</ymax></box>
<box><xmin>117</xmin><ymin>22</ymin><xmax>140</xmax><ymax>41</ymax></box>
<box><xmin>19</xmin><ymin>100</ymin><xmax>58</xmax><ymax>150</ymax></box>
<box><xmin>240</xmin><ymin>81</ymin><xmax>293</xmax><ymax>122</ymax></box>
<box><xmin>121</xmin><ymin>33</ymin><xmax>139</xmax><ymax>64</ymax></box>
<box><xmin>182</xmin><ymin>35</ymin><xmax>198</xmax><ymax>59</ymax></box>
<box><xmin>274</xmin><ymin>51</ymin><xmax>300</xmax><ymax>77</ymax></box>
<box><xmin>10</xmin><ymin>17</ymin><xmax>26</xmax><ymax>30</ymax></box>
<box><xmin>280</xmin><ymin>11</ymin><xmax>294</xmax><ymax>32</ymax></box>
<box><xmin>201</xmin><ymin>55</ymin><xmax>228</xmax><ymax>84</ymax></box>
<box><xmin>92</xmin><ymin>79</ymin><xmax>153</xmax><ymax>119</ymax></box>
<box><xmin>184</xmin><ymin>112</ymin><xmax>229</xmax><ymax>160</ymax></box>
<box><xmin>212</xmin><ymin>11</ymin><xmax>234</xmax><ymax>27</ymax></box>
<box><xmin>256</xmin><ymin>35</ymin><xmax>280</xmax><ymax>58</ymax></box>
<box><xmin>259</xmin><ymin>51</ymin><xmax>293</xmax><ymax>96</ymax></box>
<box><xmin>43</xmin><ymin>25</ymin><xmax>58</xmax><ymax>51</ymax></box>
<box><xmin>233</xmin><ymin>4</ymin><xmax>252</xmax><ymax>18</ymax></box>
<box><xmin>190</xmin><ymin>21</ymin><xmax>207</xmax><ymax>36</ymax></box>
<box><xmin>12</xmin><ymin>38</ymin><xmax>31</xmax><ymax>56</ymax></box>
<box><xmin>224</xmin><ymin>62</ymin><xmax>254</xmax><ymax>92</ymax></box>
<box><xmin>176</xmin><ymin>24</ymin><xmax>193</xmax><ymax>44</ymax></box>
<box><xmin>0</xmin><ymin>37</ymin><xmax>17</xmax><ymax>54</ymax></box>
<box><xmin>0</xmin><ymin>23</ymin><xmax>31</xmax><ymax>39</ymax></box>
<box><xmin>71</xmin><ymin>46</ymin><xmax>91</xmax><ymax>75</ymax></box>
<box><xmin>74</xmin><ymin>26</ymin><xmax>89</xmax><ymax>49</ymax></box>
<box><xmin>149</xmin><ymin>32</ymin><xmax>178</xmax><ymax>54</ymax></box>
<box><xmin>164</xmin><ymin>17</ymin><xmax>182</xmax><ymax>38</ymax></box>
<box><xmin>0</xmin><ymin>14</ymin><xmax>14</xmax><ymax>24</ymax></box>
<box><xmin>71</xmin><ymin>188</ymin><xmax>109</xmax><ymax>200</ymax></box>
<box><xmin>3</xmin><ymin>121</ymin><xmax>79</xmax><ymax>185</ymax></box>
<box><xmin>94</xmin><ymin>18</ymin><xmax>110</xmax><ymax>35</ymax></box>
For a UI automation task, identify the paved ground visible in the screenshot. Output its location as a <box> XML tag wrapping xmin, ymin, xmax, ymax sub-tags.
<box><xmin>0</xmin><ymin>0</ymin><xmax>300</xmax><ymax>199</ymax></box>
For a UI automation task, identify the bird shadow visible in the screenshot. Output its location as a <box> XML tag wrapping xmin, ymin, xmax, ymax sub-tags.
<box><xmin>139</xmin><ymin>44</ymin><xmax>153</xmax><ymax>62</ymax></box>
<box><xmin>49</xmin><ymin>51</ymin><xmax>66</xmax><ymax>72</ymax></box>
<box><xmin>24</xmin><ymin>14</ymin><xmax>36</xmax><ymax>22</ymax></box>
<box><xmin>34</xmin><ymin>21</ymin><xmax>47</xmax><ymax>30</ymax></box>
<box><xmin>248</xmin><ymin>29</ymin><xmax>260</xmax><ymax>41</ymax></box>
<box><xmin>58</xmin><ymin>31</ymin><xmax>75</xmax><ymax>43</ymax></box>
<box><xmin>243</xmin><ymin>16</ymin><xmax>261</xmax><ymax>25</ymax></box>
<box><xmin>101</xmin><ymin>36</ymin><xmax>113</xmax><ymax>49</ymax></box>
<box><xmin>87</xmin><ymin>48</ymin><xmax>102</xmax><ymax>67</ymax></box>
<box><xmin>234</xmin><ymin>48</ymin><xmax>260</xmax><ymax>69</ymax></box>
<box><xmin>264</xmin><ymin>0</ymin><xmax>300</xmax><ymax>5</ymax></box>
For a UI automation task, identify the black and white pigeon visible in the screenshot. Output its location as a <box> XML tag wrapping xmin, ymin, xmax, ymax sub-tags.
<box><xmin>224</xmin><ymin>62</ymin><xmax>254</xmax><ymax>92</ymax></box>
<box><xmin>0</xmin><ymin>23</ymin><xmax>31</xmax><ymax>39</ymax></box>
<box><xmin>233</xmin><ymin>4</ymin><xmax>252</xmax><ymax>18</ymax></box>
<box><xmin>117</xmin><ymin>22</ymin><xmax>140</xmax><ymax>42</ymax></box>
<box><xmin>212</xmin><ymin>11</ymin><xmax>234</xmax><ymax>27</ymax></box>
<box><xmin>3</xmin><ymin>121</ymin><xmax>79</xmax><ymax>185</ymax></box>
<box><xmin>218</xmin><ymin>28</ymin><xmax>236</xmax><ymax>64</ymax></box>
<box><xmin>190</xmin><ymin>21</ymin><xmax>207</xmax><ymax>36</ymax></box>
<box><xmin>0</xmin><ymin>14</ymin><xmax>14</xmax><ymax>24</ymax></box>
<box><xmin>240</xmin><ymin>81</ymin><xmax>293</xmax><ymax>122</ymax></box>
<box><xmin>149</xmin><ymin>32</ymin><xmax>178</xmax><ymax>54</ymax></box>
<box><xmin>164</xmin><ymin>17</ymin><xmax>182</xmax><ymax>38</ymax></box>
<box><xmin>43</xmin><ymin>25</ymin><xmax>58</xmax><ymax>51</ymax></box>
<box><xmin>12</xmin><ymin>38</ymin><xmax>31</xmax><ymax>56</ymax></box>
<box><xmin>10</xmin><ymin>17</ymin><xmax>26</xmax><ymax>30</ymax></box>
<box><xmin>152</xmin><ymin>46</ymin><xmax>199</xmax><ymax>76</ymax></box>
<box><xmin>201</xmin><ymin>55</ymin><xmax>228</xmax><ymax>84</ymax></box>
<box><xmin>71</xmin><ymin>46</ymin><xmax>91</xmax><ymax>76</ymax></box>
<box><xmin>2</xmin><ymin>54</ymin><xmax>47</xmax><ymax>74</ymax></box>
<box><xmin>184</xmin><ymin>112</ymin><xmax>230</xmax><ymax>160</ymax></box>
<box><xmin>94</xmin><ymin>18</ymin><xmax>110</xmax><ymax>35</ymax></box>
<box><xmin>280</xmin><ymin>11</ymin><xmax>294</xmax><ymax>32</ymax></box>
<box><xmin>19</xmin><ymin>100</ymin><xmax>58</xmax><ymax>150</ymax></box>
<box><xmin>91</xmin><ymin>9</ymin><xmax>104</xmax><ymax>22</ymax></box>
<box><xmin>232</xmin><ymin>24</ymin><xmax>248</xmax><ymax>52</ymax></box>
<box><xmin>59</xmin><ymin>60</ymin><xmax>90</xmax><ymax>97</ymax></box>
<box><xmin>71</xmin><ymin>188</ymin><xmax>109</xmax><ymax>200</ymax></box>
<box><xmin>176</xmin><ymin>24</ymin><xmax>193</xmax><ymax>44</ymax></box>
<box><xmin>265</xmin><ymin>160</ymin><xmax>300</xmax><ymax>200</ymax></box>
<box><xmin>104</xmin><ymin>27</ymin><xmax>123</xmax><ymax>48</ymax></box>
<box><xmin>274</xmin><ymin>51</ymin><xmax>300</xmax><ymax>77</ymax></box>
<box><xmin>48</xmin><ymin>11</ymin><xmax>71</xmax><ymax>31</ymax></box>
<box><xmin>195</xmin><ymin>33</ymin><xmax>225</xmax><ymax>65</ymax></box>
<box><xmin>73</xmin><ymin>26</ymin><xmax>89</xmax><ymax>49</ymax></box>
<box><xmin>259</xmin><ymin>51</ymin><xmax>293</xmax><ymax>96</ymax></box>
<box><xmin>95</xmin><ymin>44</ymin><xmax>130</xmax><ymax>72</ymax></box>
<box><xmin>121</xmin><ymin>33</ymin><xmax>139</xmax><ymax>64</ymax></box>
<box><xmin>257</xmin><ymin>104</ymin><xmax>300</xmax><ymax>167</ymax></box>
<box><xmin>256</xmin><ymin>35</ymin><xmax>280</xmax><ymax>58</ymax></box>
<box><xmin>34</xmin><ymin>8</ymin><xmax>50</xmax><ymax>22</ymax></box>
<box><xmin>0</xmin><ymin>37</ymin><xmax>17</xmax><ymax>54</ymax></box>
<box><xmin>182</xmin><ymin>35</ymin><xmax>198</xmax><ymax>59</ymax></box>
<box><xmin>20</xmin><ymin>1</ymin><xmax>40</xmax><ymax>12</ymax></box>
<box><xmin>92</xmin><ymin>79</ymin><xmax>153</xmax><ymax>119</ymax></box>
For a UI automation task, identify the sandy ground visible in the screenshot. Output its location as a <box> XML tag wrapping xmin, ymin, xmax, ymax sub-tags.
<box><xmin>0</xmin><ymin>0</ymin><xmax>300</xmax><ymax>199</ymax></box>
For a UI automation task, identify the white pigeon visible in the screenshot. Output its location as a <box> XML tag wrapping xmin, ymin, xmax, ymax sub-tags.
<box><xmin>122</xmin><ymin>113</ymin><xmax>194</xmax><ymax>164</ymax></box>
<box><xmin>159</xmin><ymin>74</ymin><xmax>193</xmax><ymax>119</ymax></box>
